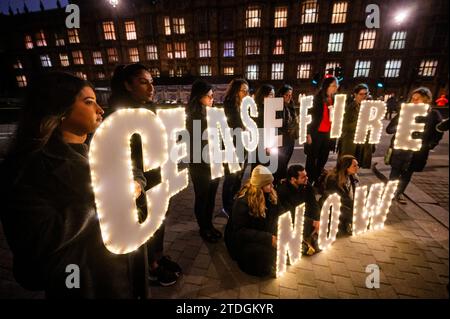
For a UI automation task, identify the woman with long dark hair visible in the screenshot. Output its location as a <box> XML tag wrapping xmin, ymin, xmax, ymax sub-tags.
<box><xmin>186</xmin><ymin>79</ymin><xmax>222</xmax><ymax>243</ymax></box>
<box><xmin>274</xmin><ymin>84</ymin><xmax>298</xmax><ymax>184</ymax></box>
<box><xmin>0</xmin><ymin>72</ymin><xmax>145</xmax><ymax>298</ymax></box>
<box><xmin>222</xmin><ymin>78</ymin><xmax>249</xmax><ymax>216</ymax></box>
<box><xmin>322</xmin><ymin>155</ymin><xmax>359</xmax><ymax>236</ymax></box>
<box><xmin>109</xmin><ymin>63</ymin><xmax>181</xmax><ymax>287</ymax></box>
<box><xmin>386</xmin><ymin>87</ymin><xmax>443</xmax><ymax>204</ymax></box>
<box><xmin>305</xmin><ymin>76</ymin><xmax>339</xmax><ymax>185</ymax></box>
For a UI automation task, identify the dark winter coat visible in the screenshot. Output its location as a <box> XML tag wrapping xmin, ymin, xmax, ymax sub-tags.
<box><xmin>386</xmin><ymin>109</ymin><xmax>443</xmax><ymax>172</ymax></box>
<box><xmin>276</xmin><ymin>181</ymin><xmax>320</xmax><ymax>221</ymax></box>
<box><xmin>224</xmin><ymin>194</ymin><xmax>280</xmax><ymax>261</ymax></box>
<box><xmin>0</xmin><ymin>135</ymin><xmax>137</xmax><ymax>298</ymax></box>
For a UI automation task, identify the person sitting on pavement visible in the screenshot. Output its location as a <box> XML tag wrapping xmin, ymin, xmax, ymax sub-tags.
<box><xmin>386</xmin><ymin>87</ymin><xmax>443</xmax><ymax>205</ymax></box>
<box><xmin>321</xmin><ymin>155</ymin><xmax>359</xmax><ymax>236</ymax></box>
<box><xmin>224</xmin><ymin>165</ymin><xmax>281</xmax><ymax>277</ymax></box>
<box><xmin>276</xmin><ymin>165</ymin><xmax>321</xmax><ymax>255</ymax></box>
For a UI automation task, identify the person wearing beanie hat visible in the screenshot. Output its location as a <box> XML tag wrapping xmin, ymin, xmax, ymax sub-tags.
<box><xmin>186</xmin><ymin>79</ymin><xmax>223</xmax><ymax>243</ymax></box>
<box><xmin>224</xmin><ymin>165</ymin><xmax>281</xmax><ymax>277</ymax></box>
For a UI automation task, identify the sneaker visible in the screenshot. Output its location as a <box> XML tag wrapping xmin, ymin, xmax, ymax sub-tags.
<box><xmin>396</xmin><ymin>194</ymin><xmax>407</xmax><ymax>205</ymax></box>
<box><xmin>148</xmin><ymin>266</ymin><xmax>177</xmax><ymax>287</ymax></box>
<box><xmin>159</xmin><ymin>256</ymin><xmax>182</xmax><ymax>277</ymax></box>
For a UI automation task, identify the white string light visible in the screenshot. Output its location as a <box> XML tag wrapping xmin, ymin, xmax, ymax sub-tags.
<box><xmin>329</xmin><ymin>94</ymin><xmax>347</xmax><ymax>138</ymax></box>
<box><xmin>156</xmin><ymin>108</ymin><xmax>189</xmax><ymax>197</ymax></box>
<box><xmin>276</xmin><ymin>204</ymin><xmax>305</xmax><ymax>277</ymax></box>
<box><xmin>89</xmin><ymin>108</ymin><xmax>169</xmax><ymax>254</ymax></box>
<box><xmin>393</xmin><ymin>103</ymin><xmax>429</xmax><ymax>151</ymax></box>
<box><xmin>317</xmin><ymin>193</ymin><xmax>341</xmax><ymax>251</ymax></box>
<box><xmin>206</xmin><ymin>107</ymin><xmax>241</xmax><ymax>179</ymax></box>
<box><xmin>263</xmin><ymin>97</ymin><xmax>283</xmax><ymax>149</ymax></box>
<box><xmin>298</xmin><ymin>95</ymin><xmax>313</xmax><ymax>144</ymax></box>
<box><xmin>240</xmin><ymin>96</ymin><xmax>259</xmax><ymax>152</ymax></box>
<box><xmin>353</xmin><ymin>100</ymin><xmax>386</xmax><ymax>144</ymax></box>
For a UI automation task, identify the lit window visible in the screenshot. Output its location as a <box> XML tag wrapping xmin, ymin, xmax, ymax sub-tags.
<box><xmin>72</xmin><ymin>50</ymin><xmax>84</xmax><ymax>65</ymax></box>
<box><xmin>358</xmin><ymin>30</ymin><xmax>376</xmax><ymax>50</ymax></box>
<box><xmin>75</xmin><ymin>72</ymin><xmax>87</xmax><ymax>80</ymax></box>
<box><xmin>13</xmin><ymin>60</ymin><xmax>23</xmax><ymax>69</ymax></box>
<box><xmin>25</xmin><ymin>35</ymin><xmax>33</xmax><ymax>49</ymax></box>
<box><xmin>223</xmin><ymin>41</ymin><xmax>234</xmax><ymax>57</ymax></box>
<box><xmin>199</xmin><ymin>65</ymin><xmax>212</xmax><ymax>76</ymax></box>
<box><xmin>97</xmin><ymin>72</ymin><xmax>106</xmax><ymax>80</ymax></box>
<box><xmin>128</xmin><ymin>48</ymin><xmax>140</xmax><ymax>62</ymax></box>
<box><xmin>301</xmin><ymin>0</ymin><xmax>319</xmax><ymax>24</ymax></box>
<box><xmin>150</xmin><ymin>68</ymin><xmax>160</xmax><ymax>78</ymax></box>
<box><xmin>125</xmin><ymin>21</ymin><xmax>137</xmax><ymax>40</ymax></box>
<box><xmin>16</xmin><ymin>75</ymin><xmax>27</xmax><ymax>87</ymax></box>
<box><xmin>390</xmin><ymin>31</ymin><xmax>407</xmax><ymax>50</ymax></box>
<box><xmin>146</xmin><ymin>45</ymin><xmax>158</xmax><ymax>60</ymax></box>
<box><xmin>199</xmin><ymin>41</ymin><xmax>211</xmax><ymax>58</ymax></box>
<box><xmin>418</xmin><ymin>60</ymin><xmax>438</xmax><ymax>77</ymax></box>
<box><xmin>299</xmin><ymin>35</ymin><xmax>313</xmax><ymax>52</ymax></box>
<box><xmin>173</xmin><ymin>18</ymin><xmax>185</xmax><ymax>34</ymax></box>
<box><xmin>93</xmin><ymin>51</ymin><xmax>103</xmax><ymax>65</ymax></box>
<box><xmin>68</xmin><ymin>29</ymin><xmax>80</xmax><ymax>44</ymax></box>
<box><xmin>103</xmin><ymin>21</ymin><xmax>116</xmax><ymax>40</ymax></box>
<box><xmin>59</xmin><ymin>53</ymin><xmax>70</xmax><ymax>67</ymax></box>
<box><xmin>40</xmin><ymin>54</ymin><xmax>52</xmax><ymax>67</ymax></box>
<box><xmin>169</xmin><ymin>69</ymin><xmax>175</xmax><ymax>77</ymax></box>
<box><xmin>331</xmin><ymin>2</ymin><xmax>347</xmax><ymax>23</ymax></box>
<box><xmin>166</xmin><ymin>43</ymin><xmax>173</xmax><ymax>59</ymax></box>
<box><xmin>36</xmin><ymin>30</ymin><xmax>47</xmax><ymax>47</ymax></box>
<box><xmin>246</xmin><ymin>6</ymin><xmax>261</xmax><ymax>28</ymax></box>
<box><xmin>176</xmin><ymin>66</ymin><xmax>185</xmax><ymax>77</ymax></box>
<box><xmin>354</xmin><ymin>60</ymin><xmax>371</xmax><ymax>77</ymax></box>
<box><xmin>245</xmin><ymin>38</ymin><xmax>261</xmax><ymax>55</ymax></box>
<box><xmin>273</xmin><ymin>39</ymin><xmax>284</xmax><ymax>55</ymax></box>
<box><xmin>297</xmin><ymin>63</ymin><xmax>312</xmax><ymax>79</ymax></box>
<box><xmin>164</xmin><ymin>17</ymin><xmax>171</xmax><ymax>35</ymax></box>
<box><xmin>271</xmin><ymin>63</ymin><xmax>284</xmax><ymax>80</ymax></box>
<box><xmin>224</xmin><ymin>67</ymin><xmax>234</xmax><ymax>76</ymax></box>
<box><xmin>107</xmin><ymin>48</ymin><xmax>119</xmax><ymax>63</ymax></box>
<box><xmin>274</xmin><ymin>7</ymin><xmax>288</xmax><ymax>28</ymax></box>
<box><xmin>325</xmin><ymin>62</ymin><xmax>341</xmax><ymax>75</ymax></box>
<box><xmin>328</xmin><ymin>32</ymin><xmax>344</xmax><ymax>52</ymax></box>
<box><xmin>55</xmin><ymin>33</ymin><xmax>65</xmax><ymax>46</ymax></box>
<box><xmin>384</xmin><ymin>60</ymin><xmax>402</xmax><ymax>78</ymax></box>
<box><xmin>246</xmin><ymin>64</ymin><xmax>259</xmax><ymax>80</ymax></box>
<box><xmin>174</xmin><ymin>42</ymin><xmax>187</xmax><ymax>59</ymax></box>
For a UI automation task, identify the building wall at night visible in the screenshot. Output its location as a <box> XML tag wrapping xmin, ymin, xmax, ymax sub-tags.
<box><xmin>0</xmin><ymin>0</ymin><xmax>448</xmax><ymax>104</ymax></box>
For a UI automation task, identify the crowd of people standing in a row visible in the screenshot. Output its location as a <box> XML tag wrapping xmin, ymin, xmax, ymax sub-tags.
<box><xmin>0</xmin><ymin>63</ymin><xmax>447</xmax><ymax>298</ymax></box>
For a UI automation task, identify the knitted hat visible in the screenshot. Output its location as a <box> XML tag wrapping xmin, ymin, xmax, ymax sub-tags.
<box><xmin>250</xmin><ymin>165</ymin><xmax>274</xmax><ymax>189</ymax></box>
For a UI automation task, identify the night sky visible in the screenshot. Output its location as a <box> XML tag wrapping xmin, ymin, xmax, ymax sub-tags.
<box><xmin>1</xmin><ymin>0</ymin><xmax>69</xmax><ymax>15</ymax></box>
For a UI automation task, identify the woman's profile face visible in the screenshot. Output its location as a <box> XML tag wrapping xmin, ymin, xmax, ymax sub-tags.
<box><xmin>125</xmin><ymin>70</ymin><xmax>154</xmax><ymax>104</ymax></box>
<box><xmin>267</xmin><ymin>89</ymin><xmax>275</xmax><ymax>98</ymax></box>
<box><xmin>327</xmin><ymin>80</ymin><xmax>339</xmax><ymax>97</ymax></box>
<box><xmin>62</xmin><ymin>86</ymin><xmax>104</xmax><ymax>135</ymax></box>
<box><xmin>283</xmin><ymin>89</ymin><xmax>293</xmax><ymax>104</ymax></box>
<box><xmin>346</xmin><ymin>159</ymin><xmax>359</xmax><ymax>176</ymax></box>
<box><xmin>262</xmin><ymin>183</ymin><xmax>273</xmax><ymax>193</ymax></box>
<box><xmin>238</xmin><ymin>83</ymin><xmax>249</xmax><ymax>102</ymax></box>
<box><xmin>355</xmin><ymin>89</ymin><xmax>368</xmax><ymax>104</ymax></box>
<box><xmin>410</xmin><ymin>93</ymin><xmax>430</xmax><ymax>104</ymax></box>
<box><xmin>200</xmin><ymin>89</ymin><xmax>214</xmax><ymax>107</ymax></box>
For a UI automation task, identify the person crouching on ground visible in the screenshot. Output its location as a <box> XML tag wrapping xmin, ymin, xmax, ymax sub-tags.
<box><xmin>321</xmin><ymin>155</ymin><xmax>359</xmax><ymax>236</ymax></box>
<box><xmin>276</xmin><ymin>165</ymin><xmax>321</xmax><ymax>255</ymax></box>
<box><xmin>224</xmin><ymin>165</ymin><xmax>281</xmax><ymax>277</ymax></box>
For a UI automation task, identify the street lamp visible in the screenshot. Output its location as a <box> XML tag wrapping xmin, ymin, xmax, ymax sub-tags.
<box><xmin>394</xmin><ymin>10</ymin><xmax>409</xmax><ymax>24</ymax></box>
<box><xmin>108</xmin><ymin>0</ymin><xmax>119</xmax><ymax>7</ymax></box>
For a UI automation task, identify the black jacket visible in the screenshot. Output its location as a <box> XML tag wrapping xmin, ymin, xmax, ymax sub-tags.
<box><xmin>276</xmin><ymin>181</ymin><xmax>320</xmax><ymax>221</ymax></box>
<box><xmin>224</xmin><ymin>194</ymin><xmax>280</xmax><ymax>260</ymax></box>
<box><xmin>0</xmin><ymin>135</ymin><xmax>137</xmax><ymax>298</ymax></box>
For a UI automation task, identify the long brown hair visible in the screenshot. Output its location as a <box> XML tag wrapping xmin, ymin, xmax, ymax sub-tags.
<box><xmin>237</xmin><ymin>180</ymin><xmax>277</xmax><ymax>218</ymax></box>
<box><xmin>328</xmin><ymin>155</ymin><xmax>356</xmax><ymax>190</ymax></box>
